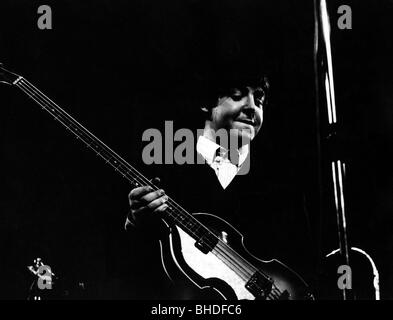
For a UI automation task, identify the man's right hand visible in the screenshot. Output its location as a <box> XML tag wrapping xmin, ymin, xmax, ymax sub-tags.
<box><xmin>127</xmin><ymin>182</ymin><xmax>169</xmax><ymax>228</ymax></box>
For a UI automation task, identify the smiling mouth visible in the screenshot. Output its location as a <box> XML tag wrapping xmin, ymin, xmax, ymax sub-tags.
<box><xmin>236</xmin><ymin>119</ymin><xmax>255</xmax><ymax>126</ymax></box>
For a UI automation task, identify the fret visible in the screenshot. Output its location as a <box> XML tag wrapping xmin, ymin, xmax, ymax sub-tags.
<box><xmin>18</xmin><ymin>78</ymin><xmax>148</xmax><ymax>187</ymax></box>
<box><xmin>166</xmin><ymin>207</ymin><xmax>207</xmax><ymax>240</ymax></box>
<box><xmin>115</xmin><ymin>164</ymin><xmax>126</xmax><ymax>174</ymax></box>
<box><xmin>189</xmin><ymin>223</ymin><xmax>201</xmax><ymax>234</ymax></box>
<box><xmin>17</xmin><ymin>79</ymin><xmax>126</xmax><ymax>170</ymax></box>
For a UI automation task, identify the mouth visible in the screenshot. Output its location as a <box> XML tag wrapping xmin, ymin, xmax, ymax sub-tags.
<box><xmin>235</xmin><ymin>118</ymin><xmax>255</xmax><ymax>126</ymax></box>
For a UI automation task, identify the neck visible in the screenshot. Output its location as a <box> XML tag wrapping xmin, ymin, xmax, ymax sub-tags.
<box><xmin>202</xmin><ymin>121</ymin><xmax>217</xmax><ymax>143</ymax></box>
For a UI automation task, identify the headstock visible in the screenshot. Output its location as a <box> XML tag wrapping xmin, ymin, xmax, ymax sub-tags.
<box><xmin>0</xmin><ymin>63</ymin><xmax>20</xmax><ymax>85</ymax></box>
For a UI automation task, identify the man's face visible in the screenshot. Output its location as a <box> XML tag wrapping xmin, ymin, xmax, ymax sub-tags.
<box><xmin>210</xmin><ymin>86</ymin><xmax>265</xmax><ymax>144</ymax></box>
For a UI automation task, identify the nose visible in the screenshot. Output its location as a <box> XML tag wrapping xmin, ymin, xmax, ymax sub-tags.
<box><xmin>247</xmin><ymin>89</ymin><xmax>260</xmax><ymax>109</ymax></box>
<box><xmin>242</xmin><ymin>106</ymin><xmax>256</xmax><ymax>121</ymax></box>
<box><xmin>241</xmin><ymin>91</ymin><xmax>258</xmax><ymax>118</ymax></box>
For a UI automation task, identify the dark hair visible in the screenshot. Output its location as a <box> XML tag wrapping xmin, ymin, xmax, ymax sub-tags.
<box><xmin>216</xmin><ymin>75</ymin><xmax>270</xmax><ymax>106</ymax></box>
<box><xmin>199</xmin><ymin>73</ymin><xmax>270</xmax><ymax>113</ymax></box>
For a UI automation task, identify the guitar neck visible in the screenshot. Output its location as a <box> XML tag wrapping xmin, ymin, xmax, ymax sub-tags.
<box><xmin>12</xmin><ymin>76</ymin><xmax>209</xmax><ymax>240</ymax></box>
<box><xmin>13</xmin><ymin>77</ymin><xmax>145</xmax><ymax>187</ymax></box>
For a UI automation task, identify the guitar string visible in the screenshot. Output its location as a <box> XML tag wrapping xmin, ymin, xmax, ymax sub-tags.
<box><xmin>16</xmin><ymin>79</ymin><xmax>280</xmax><ymax>292</ymax></box>
<box><xmin>17</xmin><ymin>79</ymin><xmax>277</xmax><ymax>291</ymax></box>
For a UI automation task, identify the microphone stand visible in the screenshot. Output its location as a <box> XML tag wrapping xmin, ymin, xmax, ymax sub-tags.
<box><xmin>313</xmin><ymin>0</ymin><xmax>352</xmax><ymax>300</ymax></box>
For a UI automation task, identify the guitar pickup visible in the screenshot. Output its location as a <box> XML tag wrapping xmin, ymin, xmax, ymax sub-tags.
<box><xmin>245</xmin><ymin>272</ymin><xmax>273</xmax><ymax>299</ymax></box>
<box><xmin>194</xmin><ymin>233</ymin><xmax>219</xmax><ymax>254</ymax></box>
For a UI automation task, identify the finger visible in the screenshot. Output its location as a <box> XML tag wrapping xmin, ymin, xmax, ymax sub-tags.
<box><xmin>131</xmin><ymin>205</ymin><xmax>151</xmax><ymax>222</ymax></box>
<box><xmin>129</xmin><ymin>188</ymin><xmax>165</xmax><ymax>210</ymax></box>
<box><xmin>126</xmin><ymin>208</ymin><xmax>137</xmax><ymax>224</ymax></box>
<box><xmin>153</xmin><ymin>202</ymin><xmax>169</xmax><ymax>214</ymax></box>
<box><xmin>129</xmin><ymin>198</ymin><xmax>142</xmax><ymax>210</ymax></box>
<box><xmin>146</xmin><ymin>195</ymin><xmax>169</xmax><ymax>211</ymax></box>
<box><xmin>132</xmin><ymin>197</ymin><xmax>166</xmax><ymax>219</ymax></box>
<box><xmin>129</xmin><ymin>185</ymin><xmax>154</xmax><ymax>201</ymax></box>
<box><xmin>140</xmin><ymin>189</ymin><xmax>166</xmax><ymax>205</ymax></box>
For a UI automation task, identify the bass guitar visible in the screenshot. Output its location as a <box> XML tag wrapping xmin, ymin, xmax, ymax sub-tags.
<box><xmin>1</xmin><ymin>64</ymin><xmax>314</xmax><ymax>300</ymax></box>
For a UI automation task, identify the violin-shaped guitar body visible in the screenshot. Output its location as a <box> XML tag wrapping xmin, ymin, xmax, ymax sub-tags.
<box><xmin>159</xmin><ymin>213</ymin><xmax>314</xmax><ymax>300</ymax></box>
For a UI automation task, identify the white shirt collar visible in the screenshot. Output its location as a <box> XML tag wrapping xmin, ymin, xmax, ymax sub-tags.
<box><xmin>196</xmin><ymin>135</ymin><xmax>249</xmax><ymax>167</ymax></box>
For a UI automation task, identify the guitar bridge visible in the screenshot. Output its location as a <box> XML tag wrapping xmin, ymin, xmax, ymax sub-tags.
<box><xmin>245</xmin><ymin>272</ymin><xmax>273</xmax><ymax>299</ymax></box>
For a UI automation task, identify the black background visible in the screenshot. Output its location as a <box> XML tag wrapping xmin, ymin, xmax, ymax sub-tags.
<box><xmin>1</xmin><ymin>0</ymin><xmax>392</xmax><ymax>299</ymax></box>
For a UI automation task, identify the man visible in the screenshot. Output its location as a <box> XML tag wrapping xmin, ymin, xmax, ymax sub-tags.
<box><xmin>127</xmin><ymin>78</ymin><xmax>267</xmax><ymax>224</ymax></box>
<box><xmin>123</xmin><ymin>71</ymin><xmax>316</xmax><ymax>299</ymax></box>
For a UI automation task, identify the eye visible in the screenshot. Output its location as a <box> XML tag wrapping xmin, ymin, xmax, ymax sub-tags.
<box><xmin>253</xmin><ymin>89</ymin><xmax>266</xmax><ymax>107</ymax></box>
<box><xmin>228</xmin><ymin>87</ymin><xmax>247</xmax><ymax>101</ymax></box>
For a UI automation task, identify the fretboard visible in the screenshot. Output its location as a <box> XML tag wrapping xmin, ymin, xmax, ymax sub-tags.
<box><xmin>13</xmin><ymin>76</ymin><xmax>210</xmax><ymax>241</ymax></box>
